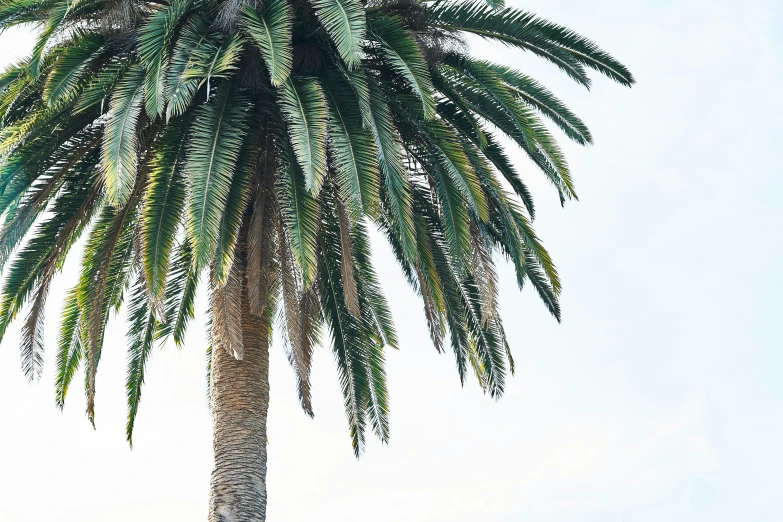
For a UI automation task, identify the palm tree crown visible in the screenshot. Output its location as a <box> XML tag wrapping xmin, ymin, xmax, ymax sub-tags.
<box><xmin>0</xmin><ymin>0</ymin><xmax>633</xmax><ymax>455</ymax></box>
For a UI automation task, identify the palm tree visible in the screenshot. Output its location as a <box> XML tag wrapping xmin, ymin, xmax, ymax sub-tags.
<box><xmin>0</xmin><ymin>0</ymin><xmax>632</xmax><ymax>519</ymax></box>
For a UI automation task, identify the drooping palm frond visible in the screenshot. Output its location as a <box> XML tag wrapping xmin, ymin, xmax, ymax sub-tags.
<box><xmin>100</xmin><ymin>66</ymin><xmax>145</xmax><ymax>207</ymax></box>
<box><xmin>185</xmin><ymin>82</ymin><xmax>250</xmax><ymax>270</ymax></box>
<box><xmin>138</xmin><ymin>0</ymin><xmax>195</xmax><ymax>118</ymax></box>
<box><xmin>276</xmin><ymin>132</ymin><xmax>320</xmax><ymax>288</ymax></box>
<box><xmin>311</xmin><ymin>0</ymin><xmax>365</xmax><ymax>70</ymax></box>
<box><xmin>322</xmin><ymin>69</ymin><xmax>380</xmax><ymax>216</ymax></box>
<box><xmin>278</xmin><ymin>76</ymin><xmax>327</xmax><ymax>193</ymax></box>
<box><xmin>43</xmin><ymin>33</ymin><xmax>104</xmax><ymax>108</ymax></box>
<box><xmin>240</xmin><ymin>0</ymin><xmax>292</xmax><ymax>86</ymax></box>
<box><xmin>140</xmin><ymin>121</ymin><xmax>188</xmax><ymax>311</ymax></box>
<box><xmin>125</xmin><ymin>274</ymin><xmax>158</xmax><ymax>445</ymax></box>
<box><xmin>367</xmin><ymin>14</ymin><xmax>436</xmax><ymax>118</ymax></box>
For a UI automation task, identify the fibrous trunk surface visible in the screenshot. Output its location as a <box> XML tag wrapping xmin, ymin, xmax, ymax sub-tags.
<box><xmin>208</xmin><ymin>253</ymin><xmax>270</xmax><ymax>522</ymax></box>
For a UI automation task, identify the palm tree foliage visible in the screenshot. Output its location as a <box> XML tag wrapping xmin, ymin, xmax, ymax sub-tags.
<box><xmin>0</xmin><ymin>0</ymin><xmax>632</xmax><ymax>454</ymax></box>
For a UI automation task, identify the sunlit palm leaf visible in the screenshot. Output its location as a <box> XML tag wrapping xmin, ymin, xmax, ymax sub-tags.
<box><xmin>141</xmin><ymin>122</ymin><xmax>188</xmax><ymax>308</ymax></box>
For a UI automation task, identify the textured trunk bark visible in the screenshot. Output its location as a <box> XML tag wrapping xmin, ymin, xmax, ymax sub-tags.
<box><xmin>208</xmin><ymin>270</ymin><xmax>270</xmax><ymax>522</ymax></box>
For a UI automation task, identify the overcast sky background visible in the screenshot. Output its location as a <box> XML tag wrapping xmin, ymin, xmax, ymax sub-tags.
<box><xmin>1</xmin><ymin>0</ymin><xmax>782</xmax><ymax>520</ymax></box>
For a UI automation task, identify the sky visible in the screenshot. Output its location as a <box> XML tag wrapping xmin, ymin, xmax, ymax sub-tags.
<box><xmin>1</xmin><ymin>0</ymin><xmax>782</xmax><ymax>520</ymax></box>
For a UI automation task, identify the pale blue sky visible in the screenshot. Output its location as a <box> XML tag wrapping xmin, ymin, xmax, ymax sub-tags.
<box><xmin>1</xmin><ymin>1</ymin><xmax>781</xmax><ymax>520</ymax></box>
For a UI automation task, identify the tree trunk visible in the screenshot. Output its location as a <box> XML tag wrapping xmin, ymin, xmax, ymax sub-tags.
<box><xmin>208</xmin><ymin>269</ymin><xmax>270</xmax><ymax>522</ymax></box>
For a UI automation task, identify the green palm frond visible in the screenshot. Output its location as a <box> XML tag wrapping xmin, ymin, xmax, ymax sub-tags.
<box><xmin>74</xmin><ymin>59</ymin><xmax>133</xmax><ymax>114</ymax></box>
<box><xmin>310</xmin><ymin>0</ymin><xmax>365</xmax><ymax>70</ymax></box>
<box><xmin>485</xmin><ymin>61</ymin><xmax>592</xmax><ymax>144</ymax></box>
<box><xmin>319</xmin><ymin>193</ymin><xmax>392</xmax><ymax>454</ymax></box>
<box><xmin>430</xmin><ymin>0</ymin><xmax>634</xmax><ymax>88</ymax></box>
<box><xmin>239</xmin><ymin>0</ymin><xmax>292</xmax><ymax>86</ymax></box>
<box><xmin>0</xmin><ymin>156</ymin><xmax>100</xmax><ymax>347</ymax></box>
<box><xmin>81</xmin><ymin>186</ymin><xmax>141</xmax><ymax>425</ymax></box>
<box><xmin>125</xmin><ymin>275</ymin><xmax>158</xmax><ymax>446</ymax></box>
<box><xmin>164</xmin><ymin>14</ymin><xmax>210</xmax><ymax>120</ymax></box>
<box><xmin>432</xmin><ymin>158</ymin><xmax>471</xmax><ymax>267</ymax></box>
<box><xmin>100</xmin><ymin>65</ymin><xmax>145</xmax><ymax>207</ymax></box>
<box><xmin>213</xmin><ymin>135</ymin><xmax>255</xmax><ymax>285</ymax></box>
<box><xmin>154</xmin><ymin>241</ymin><xmax>199</xmax><ymax>346</ymax></box>
<box><xmin>426</xmin><ymin>119</ymin><xmax>489</xmax><ymax>222</ymax></box>
<box><xmin>27</xmin><ymin>1</ymin><xmax>67</xmax><ymax>77</ymax></box>
<box><xmin>439</xmin><ymin>57</ymin><xmax>576</xmax><ymax>202</ymax></box>
<box><xmin>367</xmin><ymin>82</ymin><xmax>417</xmax><ymax>262</ymax></box>
<box><xmin>368</xmin><ymin>15</ymin><xmax>435</xmax><ymax>118</ymax></box>
<box><xmin>351</xmin><ymin>217</ymin><xmax>397</xmax><ymax>349</ymax></box>
<box><xmin>139</xmin><ymin>0</ymin><xmax>195</xmax><ymax>118</ymax></box>
<box><xmin>278</xmin><ymin>76</ymin><xmax>328</xmax><ymax>193</ymax></box>
<box><xmin>185</xmin><ymin>83</ymin><xmax>250</xmax><ymax>270</ymax></box>
<box><xmin>181</xmin><ymin>33</ymin><xmax>244</xmax><ymax>96</ymax></box>
<box><xmin>322</xmin><ymin>71</ymin><xmax>380</xmax><ymax>216</ymax></box>
<box><xmin>141</xmin><ymin>122</ymin><xmax>188</xmax><ymax>308</ymax></box>
<box><xmin>42</xmin><ymin>33</ymin><xmax>104</xmax><ymax>107</ymax></box>
<box><xmin>54</xmin><ymin>285</ymin><xmax>83</xmax><ymax>409</ymax></box>
<box><xmin>277</xmin><ymin>133</ymin><xmax>319</xmax><ymax>289</ymax></box>
<box><xmin>17</xmin><ymin>173</ymin><xmax>100</xmax><ymax>381</ymax></box>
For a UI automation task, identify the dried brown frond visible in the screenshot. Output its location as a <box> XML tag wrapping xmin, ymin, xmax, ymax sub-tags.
<box><xmin>276</xmin><ymin>207</ymin><xmax>302</xmax><ymax>361</ymax></box>
<box><xmin>334</xmin><ymin>186</ymin><xmax>360</xmax><ymax>318</ymax></box>
<box><xmin>296</xmin><ymin>285</ymin><xmax>320</xmax><ymax>415</ymax></box>
<box><xmin>20</xmin><ymin>264</ymin><xmax>53</xmax><ymax>382</ymax></box>
<box><xmin>86</xmin><ymin>174</ymin><xmax>144</xmax><ymax>425</ymax></box>
<box><xmin>248</xmin><ymin>131</ymin><xmax>277</xmax><ymax>316</ymax></box>
<box><xmin>469</xmin><ymin>222</ymin><xmax>497</xmax><ymax>326</ymax></box>
<box><xmin>211</xmin><ymin>256</ymin><xmax>245</xmax><ymax>360</ymax></box>
<box><xmin>414</xmin><ymin>263</ymin><xmax>444</xmax><ymax>353</ymax></box>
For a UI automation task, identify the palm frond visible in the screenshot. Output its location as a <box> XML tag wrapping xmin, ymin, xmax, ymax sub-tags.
<box><xmin>141</xmin><ymin>121</ymin><xmax>187</xmax><ymax>309</ymax></box>
<box><xmin>430</xmin><ymin>1</ymin><xmax>634</xmax><ymax>87</ymax></box>
<box><xmin>210</xmin><ymin>255</ymin><xmax>244</xmax><ymax>359</ymax></box>
<box><xmin>181</xmin><ymin>33</ymin><xmax>244</xmax><ymax>96</ymax></box>
<box><xmin>485</xmin><ymin>61</ymin><xmax>592</xmax><ymax>144</ymax></box>
<box><xmin>54</xmin><ymin>285</ymin><xmax>83</xmax><ymax>409</ymax></box>
<box><xmin>278</xmin><ymin>76</ymin><xmax>327</xmax><ymax>193</ymax></box>
<box><xmin>213</xmin><ymin>133</ymin><xmax>255</xmax><ymax>285</ymax></box>
<box><xmin>322</xmin><ymin>70</ymin><xmax>380</xmax><ymax>216</ymax></box>
<box><xmin>43</xmin><ymin>33</ymin><xmax>104</xmax><ymax>107</ymax></box>
<box><xmin>82</xmin><ymin>176</ymin><xmax>143</xmax><ymax>425</ymax></box>
<box><xmin>101</xmin><ymin>65</ymin><xmax>145</xmax><ymax>207</ymax></box>
<box><xmin>153</xmin><ymin>240</ymin><xmax>200</xmax><ymax>346</ymax></box>
<box><xmin>125</xmin><ymin>275</ymin><xmax>158</xmax><ymax>446</ymax></box>
<box><xmin>319</xmin><ymin>217</ymin><xmax>369</xmax><ymax>456</ymax></box>
<box><xmin>368</xmin><ymin>15</ymin><xmax>435</xmax><ymax>118</ymax></box>
<box><xmin>310</xmin><ymin>0</ymin><xmax>365</xmax><ymax>70</ymax></box>
<box><xmin>247</xmin><ymin>144</ymin><xmax>276</xmax><ymax>315</ymax></box>
<box><xmin>164</xmin><ymin>14</ymin><xmax>210</xmax><ymax>120</ymax></box>
<box><xmin>28</xmin><ymin>1</ymin><xmax>67</xmax><ymax>77</ymax></box>
<box><xmin>139</xmin><ymin>0</ymin><xmax>195</xmax><ymax>118</ymax></box>
<box><xmin>276</xmin><ymin>132</ymin><xmax>319</xmax><ymax>288</ymax></box>
<box><xmin>239</xmin><ymin>0</ymin><xmax>292</xmax><ymax>86</ymax></box>
<box><xmin>367</xmin><ymin>82</ymin><xmax>417</xmax><ymax>262</ymax></box>
<box><xmin>185</xmin><ymin>83</ymin><xmax>249</xmax><ymax>270</ymax></box>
